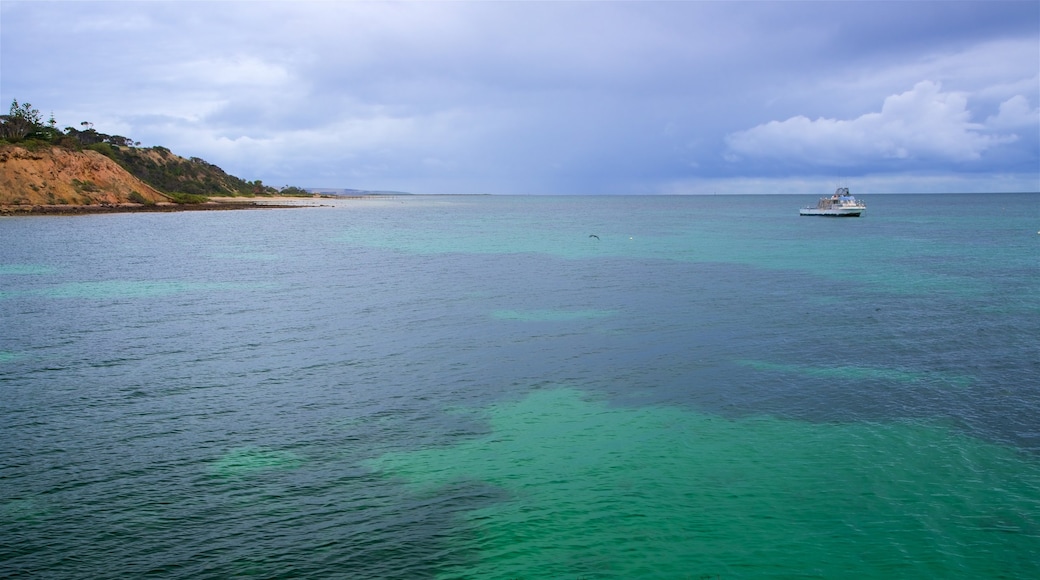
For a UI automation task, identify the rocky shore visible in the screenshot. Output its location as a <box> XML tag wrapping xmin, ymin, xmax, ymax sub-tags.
<box><xmin>0</xmin><ymin>200</ymin><xmax>307</xmax><ymax>216</ymax></box>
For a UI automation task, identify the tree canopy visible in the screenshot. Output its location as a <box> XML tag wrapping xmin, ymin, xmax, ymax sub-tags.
<box><xmin>0</xmin><ymin>100</ymin><xmax>52</xmax><ymax>142</ymax></box>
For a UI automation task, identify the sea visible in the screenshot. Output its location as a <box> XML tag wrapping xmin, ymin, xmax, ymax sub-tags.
<box><xmin>1</xmin><ymin>193</ymin><xmax>1038</xmax><ymax>579</ymax></box>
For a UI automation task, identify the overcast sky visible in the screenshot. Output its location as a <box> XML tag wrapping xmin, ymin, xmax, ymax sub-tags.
<box><xmin>2</xmin><ymin>1</ymin><xmax>1037</xmax><ymax>194</ymax></box>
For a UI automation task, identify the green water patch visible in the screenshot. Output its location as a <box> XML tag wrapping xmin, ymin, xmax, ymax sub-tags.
<box><xmin>0</xmin><ymin>351</ymin><xmax>22</xmax><ymax>364</ymax></box>
<box><xmin>0</xmin><ymin>498</ymin><xmax>50</xmax><ymax>524</ymax></box>
<box><xmin>491</xmin><ymin>309</ymin><xmax>617</xmax><ymax>322</ymax></box>
<box><xmin>368</xmin><ymin>387</ymin><xmax>1040</xmax><ymax>578</ymax></box>
<box><xmin>737</xmin><ymin>359</ymin><xmax>974</xmax><ymax>388</ymax></box>
<box><xmin>0</xmin><ymin>264</ymin><xmax>58</xmax><ymax>275</ymax></box>
<box><xmin>209</xmin><ymin>447</ymin><xmax>303</xmax><ymax>477</ymax></box>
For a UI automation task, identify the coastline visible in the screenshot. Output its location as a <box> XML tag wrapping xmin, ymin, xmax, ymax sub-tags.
<box><xmin>0</xmin><ymin>197</ymin><xmax>323</xmax><ymax>216</ymax></box>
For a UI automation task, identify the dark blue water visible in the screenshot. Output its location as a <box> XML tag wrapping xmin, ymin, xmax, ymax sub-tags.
<box><xmin>2</xmin><ymin>194</ymin><xmax>1039</xmax><ymax>578</ymax></box>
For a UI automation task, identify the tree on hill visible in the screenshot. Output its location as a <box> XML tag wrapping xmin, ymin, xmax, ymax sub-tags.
<box><xmin>0</xmin><ymin>100</ymin><xmax>46</xmax><ymax>141</ymax></box>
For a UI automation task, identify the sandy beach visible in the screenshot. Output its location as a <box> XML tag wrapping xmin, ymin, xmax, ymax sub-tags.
<box><xmin>207</xmin><ymin>196</ymin><xmax>342</xmax><ymax>206</ymax></box>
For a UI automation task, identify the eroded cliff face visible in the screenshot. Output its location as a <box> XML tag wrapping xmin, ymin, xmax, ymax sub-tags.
<box><xmin>0</xmin><ymin>145</ymin><xmax>171</xmax><ymax>207</ymax></box>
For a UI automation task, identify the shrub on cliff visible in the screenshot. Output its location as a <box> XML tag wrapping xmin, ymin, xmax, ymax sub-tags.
<box><xmin>128</xmin><ymin>191</ymin><xmax>153</xmax><ymax>205</ymax></box>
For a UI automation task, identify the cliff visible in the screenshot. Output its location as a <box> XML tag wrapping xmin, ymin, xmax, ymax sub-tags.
<box><xmin>0</xmin><ymin>144</ymin><xmax>171</xmax><ymax>207</ymax></box>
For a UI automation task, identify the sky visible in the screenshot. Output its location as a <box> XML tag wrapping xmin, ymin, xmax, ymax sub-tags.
<box><xmin>1</xmin><ymin>1</ymin><xmax>1038</xmax><ymax>195</ymax></box>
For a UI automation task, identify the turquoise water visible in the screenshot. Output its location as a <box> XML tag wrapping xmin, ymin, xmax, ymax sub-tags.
<box><xmin>2</xmin><ymin>194</ymin><xmax>1038</xmax><ymax>578</ymax></box>
<box><xmin>372</xmin><ymin>388</ymin><xmax>1040</xmax><ymax>578</ymax></box>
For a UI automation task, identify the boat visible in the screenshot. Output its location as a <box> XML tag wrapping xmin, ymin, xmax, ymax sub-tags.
<box><xmin>799</xmin><ymin>187</ymin><xmax>866</xmax><ymax>217</ymax></box>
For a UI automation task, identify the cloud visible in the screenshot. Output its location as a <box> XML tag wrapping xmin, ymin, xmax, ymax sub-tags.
<box><xmin>725</xmin><ymin>81</ymin><xmax>1028</xmax><ymax>168</ymax></box>
<box><xmin>987</xmin><ymin>95</ymin><xmax>1040</xmax><ymax>129</ymax></box>
<box><xmin>169</xmin><ymin>56</ymin><xmax>292</xmax><ymax>89</ymax></box>
<box><xmin>2</xmin><ymin>1</ymin><xmax>1037</xmax><ymax>193</ymax></box>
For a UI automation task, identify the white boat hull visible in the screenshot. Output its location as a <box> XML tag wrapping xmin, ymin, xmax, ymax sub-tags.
<box><xmin>799</xmin><ymin>207</ymin><xmax>864</xmax><ymax>217</ymax></box>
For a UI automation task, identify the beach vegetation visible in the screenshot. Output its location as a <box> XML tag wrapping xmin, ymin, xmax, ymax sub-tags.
<box><xmin>127</xmin><ymin>191</ymin><xmax>153</xmax><ymax>205</ymax></box>
<box><xmin>166</xmin><ymin>192</ymin><xmax>208</xmax><ymax>204</ymax></box>
<box><xmin>278</xmin><ymin>186</ymin><xmax>312</xmax><ymax>197</ymax></box>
